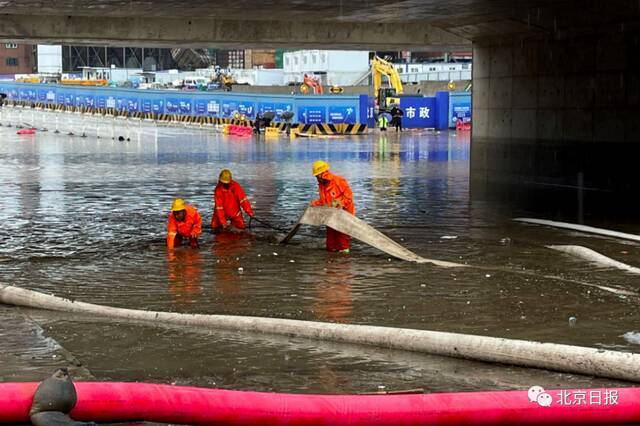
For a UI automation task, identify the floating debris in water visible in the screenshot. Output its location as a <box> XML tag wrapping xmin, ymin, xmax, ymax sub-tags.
<box><xmin>622</xmin><ymin>331</ymin><xmax>640</xmax><ymax>345</ymax></box>
<box><xmin>440</xmin><ymin>236</ymin><xmax>458</xmax><ymax>240</ymax></box>
<box><xmin>485</xmin><ymin>274</ymin><xmax>491</xmax><ymax>278</ymax></box>
<box><xmin>420</xmin><ymin>284</ymin><xmax>426</xmax><ymax>287</ymax></box>
<box><xmin>569</xmin><ymin>316</ymin><xmax>577</xmax><ymax>327</ymax></box>
<box><xmin>289</xmin><ymin>260</ymin><xmax>295</xmax><ymax>263</ymax></box>
<box><xmin>273</xmin><ymin>252</ymin><xmax>278</xmax><ymax>256</ymax></box>
<box><xmin>500</xmin><ymin>237</ymin><xmax>512</xmax><ymax>245</ymax></box>
<box><xmin>237</xmin><ymin>267</ymin><xmax>244</xmax><ymax>273</ymax></box>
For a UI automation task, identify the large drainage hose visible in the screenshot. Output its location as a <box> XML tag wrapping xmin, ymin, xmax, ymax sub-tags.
<box><xmin>1</xmin><ymin>284</ymin><xmax>640</xmax><ymax>382</ymax></box>
<box><xmin>514</xmin><ymin>218</ymin><xmax>640</xmax><ymax>243</ymax></box>
<box><xmin>281</xmin><ymin>206</ymin><xmax>466</xmax><ymax>267</ymax></box>
<box><xmin>3</xmin><ymin>381</ymin><xmax>640</xmax><ymax>425</ymax></box>
<box><xmin>548</xmin><ymin>245</ymin><xmax>640</xmax><ymax>275</ymax></box>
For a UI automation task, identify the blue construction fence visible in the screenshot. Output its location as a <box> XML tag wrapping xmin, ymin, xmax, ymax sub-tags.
<box><xmin>0</xmin><ymin>82</ymin><xmax>470</xmax><ymax>129</ymax></box>
<box><xmin>396</xmin><ymin>91</ymin><xmax>471</xmax><ymax>129</ymax></box>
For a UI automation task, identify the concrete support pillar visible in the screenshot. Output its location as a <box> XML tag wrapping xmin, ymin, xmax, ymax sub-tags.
<box><xmin>471</xmin><ymin>30</ymin><xmax>640</xmax><ymax>218</ymax></box>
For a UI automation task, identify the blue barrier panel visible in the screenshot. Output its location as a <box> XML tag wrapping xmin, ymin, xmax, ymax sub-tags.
<box><xmin>298</xmin><ymin>106</ymin><xmax>327</xmax><ymax>124</ymax></box>
<box><xmin>435</xmin><ymin>91</ymin><xmax>450</xmax><ymax>130</ymax></box>
<box><xmin>449</xmin><ymin>92</ymin><xmax>472</xmax><ymax>128</ymax></box>
<box><xmin>327</xmin><ymin>105</ymin><xmax>357</xmax><ymax>124</ymax></box>
<box><xmin>399</xmin><ymin>96</ymin><xmax>436</xmax><ymax>129</ymax></box>
<box><xmin>0</xmin><ymin>82</ymin><xmax>369</xmax><ymax>124</ymax></box>
<box><xmin>359</xmin><ymin>94</ymin><xmax>375</xmax><ymax>127</ymax></box>
<box><xmin>366</xmin><ymin>95</ymin><xmax>376</xmax><ymax>128</ymax></box>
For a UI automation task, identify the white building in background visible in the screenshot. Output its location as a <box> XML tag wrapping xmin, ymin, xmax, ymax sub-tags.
<box><xmin>393</xmin><ymin>62</ymin><xmax>472</xmax><ymax>83</ymax></box>
<box><xmin>37</xmin><ymin>45</ymin><xmax>63</xmax><ymax>74</ymax></box>
<box><xmin>283</xmin><ymin>50</ymin><xmax>369</xmax><ymax>86</ymax></box>
<box><xmin>231</xmin><ymin>69</ymin><xmax>284</xmax><ymax>86</ymax></box>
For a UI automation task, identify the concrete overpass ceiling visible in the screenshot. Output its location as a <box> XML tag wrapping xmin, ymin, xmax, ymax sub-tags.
<box><xmin>0</xmin><ymin>1</ymin><xmax>560</xmax><ymax>24</ymax></box>
<box><xmin>0</xmin><ymin>0</ymin><xmax>638</xmax><ymax>47</ymax></box>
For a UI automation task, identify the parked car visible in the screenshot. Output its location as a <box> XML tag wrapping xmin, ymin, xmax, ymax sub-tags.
<box><xmin>183</xmin><ymin>77</ymin><xmax>209</xmax><ymax>91</ymax></box>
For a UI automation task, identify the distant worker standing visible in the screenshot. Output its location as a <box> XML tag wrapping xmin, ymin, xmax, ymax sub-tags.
<box><xmin>377</xmin><ymin>111</ymin><xmax>391</xmax><ymax>131</ymax></box>
<box><xmin>167</xmin><ymin>198</ymin><xmax>202</xmax><ymax>249</ymax></box>
<box><xmin>310</xmin><ymin>161</ymin><xmax>355</xmax><ymax>253</ymax></box>
<box><xmin>390</xmin><ymin>105</ymin><xmax>404</xmax><ymax>132</ymax></box>
<box><xmin>211</xmin><ymin>169</ymin><xmax>254</xmax><ymax>232</ymax></box>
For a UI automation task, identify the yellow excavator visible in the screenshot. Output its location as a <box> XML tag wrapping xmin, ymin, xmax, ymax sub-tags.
<box><xmin>372</xmin><ymin>56</ymin><xmax>404</xmax><ymax>109</ymax></box>
<box><xmin>215</xmin><ymin>71</ymin><xmax>235</xmax><ymax>91</ymax></box>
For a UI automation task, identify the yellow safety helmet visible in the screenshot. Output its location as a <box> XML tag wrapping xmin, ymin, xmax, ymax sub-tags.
<box><xmin>312</xmin><ymin>160</ymin><xmax>330</xmax><ymax>176</ymax></box>
<box><xmin>171</xmin><ymin>198</ymin><xmax>186</xmax><ymax>211</ymax></box>
<box><xmin>219</xmin><ymin>169</ymin><xmax>232</xmax><ymax>184</ymax></box>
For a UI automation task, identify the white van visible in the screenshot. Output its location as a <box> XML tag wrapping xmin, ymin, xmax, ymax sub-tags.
<box><xmin>183</xmin><ymin>77</ymin><xmax>208</xmax><ymax>91</ymax></box>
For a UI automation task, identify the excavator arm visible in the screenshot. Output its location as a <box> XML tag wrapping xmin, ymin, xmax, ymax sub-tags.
<box><xmin>372</xmin><ymin>56</ymin><xmax>404</xmax><ymax>94</ymax></box>
<box><xmin>372</xmin><ymin>56</ymin><xmax>404</xmax><ymax>107</ymax></box>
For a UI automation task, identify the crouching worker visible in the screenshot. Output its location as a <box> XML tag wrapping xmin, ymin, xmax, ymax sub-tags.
<box><xmin>167</xmin><ymin>198</ymin><xmax>202</xmax><ymax>249</ymax></box>
<box><xmin>310</xmin><ymin>160</ymin><xmax>355</xmax><ymax>253</ymax></box>
<box><xmin>211</xmin><ymin>169</ymin><xmax>254</xmax><ymax>232</ymax></box>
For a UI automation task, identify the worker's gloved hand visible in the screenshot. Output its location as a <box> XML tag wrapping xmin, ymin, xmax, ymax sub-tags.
<box><xmin>189</xmin><ymin>238</ymin><xmax>199</xmax><ymax>249</ymax></box>
<box><xmin>248</xmin><ymin>211</ymin><xmax>255</xmax><ymax>218</ymax></box>
<box><xmin>331</xmin><ymin>200</ymin><xmax>343</xmax><ymax>209</ymax></box>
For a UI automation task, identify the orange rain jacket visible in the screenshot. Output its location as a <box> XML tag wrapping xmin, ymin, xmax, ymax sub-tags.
<box><xmin>167</xmin><ymin>204</ymin><xmax>202</xmax><ymax>248</ymax></box>
<box><xmin>212</xmin><ymin>180</ymin><xmax>254</xmax><ymax>228</ymax></box>
<box><xmin>311</xmin><ymin>171</ymin><xmax>355</xmax><ymax>214</ymax></box>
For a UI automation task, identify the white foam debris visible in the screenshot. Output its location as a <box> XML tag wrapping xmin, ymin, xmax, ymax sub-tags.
<box><xmin>622</xmin><ymin>332</ymin><xmax>640</xmax><ymax>345</ymax></box>
<box><xmin>441</xmin><ymin>236</ymin><xmax>458</xmax><ymax>240</ymax></box>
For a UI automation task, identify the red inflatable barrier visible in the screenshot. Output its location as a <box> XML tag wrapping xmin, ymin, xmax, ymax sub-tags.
<box><xmin>455</xmin><ymin>119</ymin><xmax>471</xmax><ymax>131</ymax></box>
<box><xmin>16</xmin><ymin>128</ymin><xmax>36</xmax><ymax>135</ymax></box>
<box><xmin>1</xmin><ymin>382</ymin><xmax>639</xmax><ymax>425</ymax></box>
<box><xmin>228</xmin><ymin>124</ymin><xmax>253</xmax><ymax>137</ymax></box>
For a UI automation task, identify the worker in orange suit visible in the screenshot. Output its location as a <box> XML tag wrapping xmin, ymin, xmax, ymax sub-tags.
<box><xmin>167</xmin><ymin>198</ymin><xmax>202</xmax><ymax>249</ymax></box>
<box><xmin>211</xmin><ymin>169</ymin><xmax>254</xmax><ymax>232</ymax></box>
<box><xmin>310</xmin><ymin>160</ymin><xmax>355</xmax><ymax>253</ymax></box>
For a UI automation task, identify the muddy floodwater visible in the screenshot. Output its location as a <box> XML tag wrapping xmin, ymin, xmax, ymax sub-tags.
<box><xmin>1</xmin><ymin>113</ymin><xmax>639</xmax><ymax>394</ymax></box>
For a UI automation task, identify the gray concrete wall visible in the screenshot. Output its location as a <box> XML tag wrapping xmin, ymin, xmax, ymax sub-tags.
<box><xmin>471</xmin><ymin>31</ymin><xmax>640</xmax><ymax>218</ymax></box>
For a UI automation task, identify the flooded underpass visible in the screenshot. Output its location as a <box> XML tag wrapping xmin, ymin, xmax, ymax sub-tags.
<box><xmin>1</xmin><ymin>111</ymin><xmax>640</xmax><ymax>394</ymax></box>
